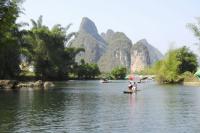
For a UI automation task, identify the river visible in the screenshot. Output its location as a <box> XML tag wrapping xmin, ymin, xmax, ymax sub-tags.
<box><xmin>0</xmin><ymin>80</ymin><xmax>200</xmax><ymax>133</ymax></box>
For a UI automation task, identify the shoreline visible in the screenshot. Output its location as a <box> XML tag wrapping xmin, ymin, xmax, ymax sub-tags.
<box><xmin>0</xmin><ymin>80</ymin><xmax>55</xmax><ymax>90</ymax></box>
<box><xmin>1</xmin><ymin>78</ymin><xmax>200</xmax><ymax>90</ymax></box>
<box><xmin>182</xmin><ymin>81</ymin><xmax>200</xmax><ymax>86</ymax></box>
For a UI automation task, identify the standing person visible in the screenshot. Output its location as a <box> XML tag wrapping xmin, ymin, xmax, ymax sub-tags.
<box><xmin>133</xmin><ymin>82</ymin><xmax>137</xmax><ymax>91</ymax></box>
<box><xmin>128</xmin><ymin>81</ymin><xmax>133</xmax><ymax>90</ymax></box>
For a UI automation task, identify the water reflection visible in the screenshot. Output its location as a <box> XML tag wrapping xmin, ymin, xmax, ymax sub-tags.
<box><xmin>0</xmin><ymin>81</ymin><xmax>200</xmax><ymax>132</ymax></box>
<box><xmin>160</xmin><ymin>85</ymin><xmax>200</xmax><ymax>132</ymax></box>
<box><xmin>0</xmin><ymin>88</ymin><xmax>68</xmax><ymax>132</ymax></box>
<box><xmin>0</xmin><ymin>90</ymin><xmax>20</xmax><ymax>132</ymax></box>
<box><xmin>128</xmin><ymin>93</ymin><xmax>137</xmax><ymax>112</ymax></box>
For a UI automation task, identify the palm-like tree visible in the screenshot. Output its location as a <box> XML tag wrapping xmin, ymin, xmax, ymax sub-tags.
<box><xmin>30</xmin><ymin>15</ymin><xmax>44</xmax><ymax>29</ymax></box>
<box><xmin>187</xmin><ymin>18</ymin><xmax>200</xmax><ymax>50</ymax></box>
<box><xmin>23</xmin><ymin>16</ymin><xmax>84</xmax><ymax>80</ymax></box>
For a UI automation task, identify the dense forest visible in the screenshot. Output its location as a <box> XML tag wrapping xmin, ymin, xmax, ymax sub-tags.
<box><xmin>0</xmin><ymin>0</ymin><xmax>106</xmax><ymax>80</ymax></box>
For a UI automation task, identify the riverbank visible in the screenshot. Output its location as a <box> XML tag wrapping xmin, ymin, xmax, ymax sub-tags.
<box><xmin>0</xmin><ymin>80</ymin><xmax>54</xmax><ymax>90</ymax></box>
<box><xmin>183</xmin><ymin>81</ymin><xmax>200</xmax><ymax>86</ymax></box>
<box><xmin>0</xmin><ymin>75</ymin><xmax>199</xmax><ymax>90</ymax></box>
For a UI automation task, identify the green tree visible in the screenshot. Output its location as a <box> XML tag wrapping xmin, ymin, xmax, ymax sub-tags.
<box><xmin>156</xmin><ymin>50</ymin><xmax>180</xmax><ymax>83</ymax></box>
<box><xmin>24</xmin><ymin>16</ymin><xmax>84</xmax><ymax>80</ymax></box>
<box><xmin>76</xmin><ymin>59</ymin><xmax>100</xmax><ymax>79</ymax></box>
<box><xmin>176</xmin><ymin>46</ymin><xmax>198</xmax><ymax>74</ymax></box>
<box><xmin>187</xmin><ymin>18</ymin><xmax>200</xmax><ymax>50</ymax></box>
<box><xmin>155</xmin><ymin>46</ymin><xmax>198</xmax><ymax>83</ymax></box>
<box><xmin>110</xmin><ymin>66</ymin><xmax>127</xmax><ymax>79</ymax></box>
<box><xmin>89</xmin><ymin>63</ymin><xmax>101</xmax><ymax>78</ymax></box>
<box><xmin>0</xmin><ymin>0</ymin><xmax>22</xmax><ymax>79</ymax></box>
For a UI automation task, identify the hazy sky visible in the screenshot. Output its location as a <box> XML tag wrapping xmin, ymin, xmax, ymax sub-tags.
<box><xmin>18</xmin><ymin>0</ymin><xmax>200</xmax><ymax>54</ymax></box>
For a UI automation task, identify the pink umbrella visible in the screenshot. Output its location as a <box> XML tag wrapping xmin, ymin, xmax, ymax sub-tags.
<box><xmin>125</xmin><ymin>74</ymin><xmax>134</xmax><ymax>80</ymax></box>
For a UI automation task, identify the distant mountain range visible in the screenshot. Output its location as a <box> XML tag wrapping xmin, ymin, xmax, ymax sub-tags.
<box><xmin>70</xmin><ymin>17</ymin><xmax>163</xmax><ymax>72</ymax></box>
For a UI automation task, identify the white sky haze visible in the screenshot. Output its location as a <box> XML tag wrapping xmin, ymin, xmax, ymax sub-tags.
<box><xmin>18</xmin><ymin>0</ymin><xmax>200</xmax><ymax>54</ymax></box>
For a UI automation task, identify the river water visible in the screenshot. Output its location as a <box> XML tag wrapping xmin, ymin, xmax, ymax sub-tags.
<box><xmin>0</xmin><ymin>80</ymin><xmax>200</xmax><ymax>133</ymax></box>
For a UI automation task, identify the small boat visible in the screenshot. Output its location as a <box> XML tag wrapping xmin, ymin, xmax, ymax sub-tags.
<box><xmin>123</xmin><ymin>89</ymin><xmax>140</xmax><ymax>94</ymax></box>
<box><xmin>100</xmin><ymin>79</ymin><xmax>109</xmax><ymax>83</ymax></box>
<box><xmin>123</xmin><ymin>90</ymin><xmax>135</xmax><ymax>94</ymax></box>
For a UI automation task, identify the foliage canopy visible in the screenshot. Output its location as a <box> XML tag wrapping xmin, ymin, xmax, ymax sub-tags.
<box><xmin>153</xmin><ymin>46</ymin><xmax>198</xmax><ymax>83</ymax></box>
<box><xmin>110</xmin><ymin>66</ymin><xmax>127</xmax><ymax>80</ymax></box>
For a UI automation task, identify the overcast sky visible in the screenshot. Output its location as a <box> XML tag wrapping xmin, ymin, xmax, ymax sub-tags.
<box><xmin>18</xmin><ymin>0</ymin><xmax>200</xmax><ymax>54</ymax></box>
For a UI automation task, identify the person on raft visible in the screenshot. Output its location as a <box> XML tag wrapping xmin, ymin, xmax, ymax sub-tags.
<box><xmin>132</xmin><ymin>82</ymin><xmax>137</xmax><ymax>91</ymax></box>
<box><xmin>128</xmin><ymin>81</ymin><xmax>133</xmax><ymax>90</ymax></box>
<box><xmin>128</xmin><ymin>81</ymin><xmax>137</xmax><ymax>91</ymax></box>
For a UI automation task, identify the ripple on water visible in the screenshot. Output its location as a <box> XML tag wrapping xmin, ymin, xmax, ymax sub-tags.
<box><xmin>1</xmin><ymin>81</ymin><xmax>200</xmax><ymax>133</ymax></box>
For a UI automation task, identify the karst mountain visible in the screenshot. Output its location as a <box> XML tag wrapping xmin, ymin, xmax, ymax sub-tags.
<box><xmin>70</xmin><ymin>17</ymin><xmax>163</xmax><ymax>72</ymax></box>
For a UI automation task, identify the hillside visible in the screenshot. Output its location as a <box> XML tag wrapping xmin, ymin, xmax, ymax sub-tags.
<box><xmin>70</xmin><ymin>17</ymin><xmax>163</xmax><ymax>72</ymax></box>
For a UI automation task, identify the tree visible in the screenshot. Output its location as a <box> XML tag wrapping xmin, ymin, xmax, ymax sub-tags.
<box><xmin>0</xmin><ymin>0</ymin><xmax>22</xmax><ymax>79</ymax></box>
<box><xmin>23</xmin><ymin>16</ymin><xmax>84</xmax><ymax>80</ymax></box>
<box><xmin>76</xmin><ymin>59</ymin><xmax>100</xmax><ymax>79</ymax></box>
<box><xmin>89</xmin><ymin>63</ymin><xmax>101</xmax><ymax>78</ymax></box>
<box><xmin>155</xmin><ymin>46</ymin><xmax>198</xmax><ymax>83</ymax></box>
<box><xmin>176</xmin><ymin>46</ymin><xmax>198</xmax><ymax>74</ymax></box>
<box><xmin>65</xmin><ymin>47</ymin><xmax>85</xmax><ymax>74</ymax></box>
<box><xmin>187</xmin><ymin>18</ymin><xmax>200</xmax><ymax>50</ymax></box>
<box><xmin>110</xmin><ymin>66</ymin><xmax>127</xmax><ymax>79</ymax></box>
<box><xmin>156</xmin><ymin>50</ymin><xmax>180</xmax><ymax>83</ymax></box>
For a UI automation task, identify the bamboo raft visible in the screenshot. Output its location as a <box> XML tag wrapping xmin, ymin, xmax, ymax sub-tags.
<box><xmin>123</xmin><ymin>90</ymin><xmax>140</xmax><ymax>94</ymax></box>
